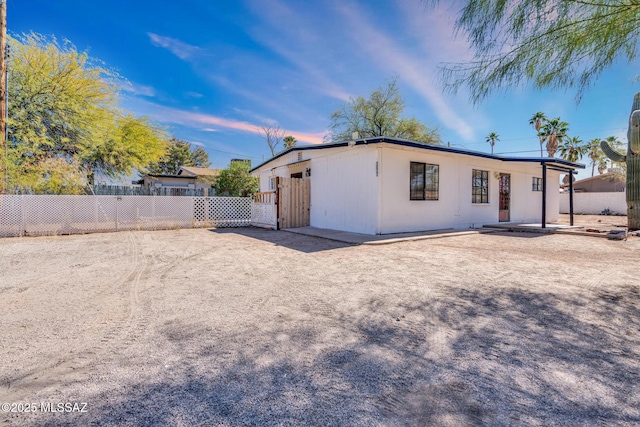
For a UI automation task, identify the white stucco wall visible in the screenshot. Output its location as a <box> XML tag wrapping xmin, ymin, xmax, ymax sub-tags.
<box><xmin>309</xmin><ymin>145</ymin><xmax>378</xmax><ymax>234</ymax></box>
<box><xmin>559</xmin><ymin>192</ymin><xmax>627</xmax><ymax>215</ymax></box>
<box><xmin>377</xmin><ymin>145</ymin><xmax>560</xmax><ymax>233</ymax></box>
<box><xmin>252</xmin><ymin>145</ymin><xmax>378</xmax><ymax>234</ymax></box>
<box><xmin>253</xmin><ymin>144</ymin><xmax>565</xmax><ymax>235</ymax></box>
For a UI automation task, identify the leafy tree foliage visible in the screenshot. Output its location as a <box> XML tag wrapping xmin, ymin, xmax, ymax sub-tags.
<box><xmin>430</xmin><ymin>0</ymin><xmax>640</xmax><ymax>103</ymax></box>
<box><xmin>212</xmin><ymin>161</ymin><xmax>258</xmax><ymax>197</ymax></box>
<box><xmin>4</xmin><ymin>33</ymin><xmax>166</xmax><ymax>192</ymax></box>
<box><xmin>328</xmin><ymin>78</ymin><xmax>440</xmax><ymax>144</ymax></box>
<box><xmin>485</xmin><ymin>132</ymin><xmax>499</xmax><ymax>154</ymax></box>
<box><xmin>146</xmin><ymin>137</ymin><xmax>211</xmax><ymax>175</ymax></box>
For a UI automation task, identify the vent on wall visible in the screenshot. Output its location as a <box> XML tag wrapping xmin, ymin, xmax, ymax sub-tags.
<box><xmin>297</xmin><ymin>152</ymin><xmax>302</xmax><ymax>161</ymax></box>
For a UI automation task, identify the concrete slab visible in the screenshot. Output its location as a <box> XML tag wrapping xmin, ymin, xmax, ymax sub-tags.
<box><xmin>283</xmin><ymin>226</ymin><xmax>492</xmax><ymax>245</ymax></box>
<box><xmin>483</xmin><ymin>222</ymin><xmax>628</xmax><ymax>240</ymax></box>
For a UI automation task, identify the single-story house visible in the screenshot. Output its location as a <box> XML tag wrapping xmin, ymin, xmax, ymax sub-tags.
<box><xmin>135</xmin><ymin>167</ymin><xmax>220</xmax><ymax>193</ymax></box>
<box><xmin>560</xmin><ymin>172</ymin><xmax>625</xmax><ymax>192</ymax></box>
<box><xmin>250</xmin><ymin>137</ymin><xmax>584</xmax><ymax>235</ymax></box>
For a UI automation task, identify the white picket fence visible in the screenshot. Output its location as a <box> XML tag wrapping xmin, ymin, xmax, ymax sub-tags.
<box><xmin>0</xmin><ymin>195</ymin><xmax>252</xmax><ymax>238</ymax></box>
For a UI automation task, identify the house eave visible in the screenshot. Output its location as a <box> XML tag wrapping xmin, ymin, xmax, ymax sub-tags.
<box><xmin>250</xmin><ymin>136</ymin><xmax>586</xmax><ymax>172</ymax></box>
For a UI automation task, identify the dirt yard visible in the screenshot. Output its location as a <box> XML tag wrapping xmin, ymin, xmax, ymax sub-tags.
<box><xmin>1</xmin><ymin>227</ymin><xmax>639</xmax><ymax>426</ymax></box>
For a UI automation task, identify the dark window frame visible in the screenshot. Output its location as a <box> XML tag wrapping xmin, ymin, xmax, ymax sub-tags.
<box><xmin>472</xmin><ymin>169</ymin><xmax>489</xmax><ymax>204</ymax></box>
<box><xmin>532</xmin><ymin>177</ymin><xmax>542</xmax><ymax>191</ymax></box>
<box><xmin>410</xmin><ymin>162</ymin><xmax>439</xmax><ymax>201</ymax></box>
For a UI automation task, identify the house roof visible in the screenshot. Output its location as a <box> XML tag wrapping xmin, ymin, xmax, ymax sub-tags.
<box><xmin>560</xmin><ymin>172</ymin><xmax>625</xmax><ymax>188</ymax></box>
<box><xmin>249</xmin><ymin>136</ymin><xmax>586</xmax><ymax>172</ymax></box>
<box><xmin>178</xmin><ymin>166</ymin><xmax>220</xmax><ymax>176</ymax></box>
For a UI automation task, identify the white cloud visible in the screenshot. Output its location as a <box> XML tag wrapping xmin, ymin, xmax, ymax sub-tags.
<box><xmin>122</xmin><ymin>83</ymin><xmax>156</xmax><ymax>97</ymax></box>
<box><xmin>147</xmin><ymin>33</ymin><xmax>201</xmax><ymax>60</ymax></box>
<box><xmin>334</xmin><ymin>2</ymin><xmax>475</xmax><ymax>141</ymax></box>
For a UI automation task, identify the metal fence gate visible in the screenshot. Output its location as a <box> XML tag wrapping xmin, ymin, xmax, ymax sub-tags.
<box><xmin>0</xmin><ymin>195</ymin><xmax>252</xmax><ymax>238</ymax></box>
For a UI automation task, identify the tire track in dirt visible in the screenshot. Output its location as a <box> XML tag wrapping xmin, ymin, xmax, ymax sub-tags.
<box><xmin>1</xmin><ymin>232</ymin><xmax>154</xmax><ymax>402</ymax></box>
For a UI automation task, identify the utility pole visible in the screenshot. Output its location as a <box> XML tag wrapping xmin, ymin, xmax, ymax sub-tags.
<box><xmin>0</xmin><ymin>0</ymin><xmax>6</xmax><ymax>194</ymax></box>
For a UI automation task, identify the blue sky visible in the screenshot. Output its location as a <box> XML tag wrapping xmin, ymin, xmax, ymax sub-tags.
<box><xmin>8</xmin><ymin>0</ymin><xmax>640</xmax><ymax>180</ymax></box>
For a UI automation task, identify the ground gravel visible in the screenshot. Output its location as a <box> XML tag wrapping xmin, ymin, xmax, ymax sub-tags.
<box><xmin>0</xmin><ymin>224</ymin><xmax>639</xmax><ymax>426</ymax></box>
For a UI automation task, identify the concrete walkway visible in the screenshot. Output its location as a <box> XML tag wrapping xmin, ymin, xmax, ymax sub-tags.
<box><xmin>283</xmin><ymin>226</ymin><xmax>493</xmax><ymax>245</ymax></box>
<box><xmin>284</xmin><ymin>221</ymin><xmax>631</xmax><ymax>244</ymax></box>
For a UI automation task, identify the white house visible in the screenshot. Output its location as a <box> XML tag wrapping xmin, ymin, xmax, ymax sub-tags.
<box><xmin>250</xmin><ymin>137</ymin><xmax>584</xmax><ymax>235</ymax></box>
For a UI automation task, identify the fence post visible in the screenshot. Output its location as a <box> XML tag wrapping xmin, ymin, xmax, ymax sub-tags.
<box><xmin>115</xmin><ymin>196</ymin><xmax>120</xmax><ymax>231</ymax></box>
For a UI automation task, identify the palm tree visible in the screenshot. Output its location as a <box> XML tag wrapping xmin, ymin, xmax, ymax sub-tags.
<box><xmin>538</xmin><ymin>117</ymin><xmax>569</xmax><ymax>158</ymax></box>
<box><xmin>558</xmin><ymin>136</ymin><xmax>587</xmax><ymax>163</ymax></box>
<box><xmin>529</xmin><ymin>112</ymin><xmax>547</xmax><ymax>157</ymax></box>
<box><xmin>604</xmin><ymin>136</ymin><xmax>625</xmax><ymax>175</ymax></box>
<box><xmin>283</xmin><ymin>135</ymin><xmax>297</xmax><ymax>150</ymax></box>
<box><xmin>597</xmin><ymin>158</ymin><xmax>608</xmax><ymax>174</ymax></box>
<box><xmin>586</xmin><ymin>138</ymin><xmax>605</xmax><ymax>176</ymax></box>
<box><xmin>485</xmin><ymin>132</ymin><xmax>499</xmax><ymax>154</ymax></box>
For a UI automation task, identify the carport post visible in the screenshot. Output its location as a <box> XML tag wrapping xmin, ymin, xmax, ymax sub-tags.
<box><xmin>569</xmin><ymin>171</ymin><xmax>574</xmax><ymax>226</ymax></box>
<box><xmin>541</xmin><ymin>163</ymin><xmax>547</xmax><ymax>228</ymax></box>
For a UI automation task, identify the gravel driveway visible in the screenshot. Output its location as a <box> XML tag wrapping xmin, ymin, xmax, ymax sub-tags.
<box><xmin>1</xmin><ymin>227</ymin><xmax>639</xmax><ymax>426</ymax></box>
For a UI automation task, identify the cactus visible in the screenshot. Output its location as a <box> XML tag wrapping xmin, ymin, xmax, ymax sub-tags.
<box><xmin>601</xmin><ymin>92</ymin><xmax>640</xmax><ymax>230</ymax></box>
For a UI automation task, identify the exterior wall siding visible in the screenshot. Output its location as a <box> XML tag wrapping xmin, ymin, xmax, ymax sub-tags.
<box><xmin>253</xmin><ymin>143</ymin><xmax>566</xmax><ymax>235</ymax></box>
<box><xmin>310</xmin><ymin>146</ymin><xmax>378</xmax><ymax>234</ymax></box>
<box><xmin>378</xmin><ymin>145</ymin><xmax>560</xmax><ymax>233</ymax></box>
<box><xmin>252</xmin><ymin>146</ymin><xmax>378</xmax><ymax>234</ymax></box>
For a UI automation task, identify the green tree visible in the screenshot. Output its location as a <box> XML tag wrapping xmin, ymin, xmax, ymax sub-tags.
<box><xmin>538</xmin><ymin>117</ymin><xmax>569</xmax><ymax>158</ymax></box>
<box><xmin>212</xmin><ymin>161</ymin><xmax>258</xmax><ymax>197</ymax></box>
<box><xmin>529</xmin><ymin>112</ymin><xmax>547</xmax><ymax>157</ymax></box>
<box><xmin>5</xmin><ymin>33</ymin><xmax>166</xmax><ymax>192</ymax></box>
<box><xmin>558</xmin><ymin>136</ymin><xmax>587</xmax><ymax>163</ymax></box>
<box><xmin>429</xmin><ymin>1</ymin><xmax>640</xmax><ymax>103</ymax></box>
<box><xmin>485</xmin><ymin>132</ymin><xmax>499</xmax><ymax>154</ymax></box>
<box><xmin>146</xmin><ymin>138</ymin><xmax>211</xmax><ymax>175</ymax></box>
<box><xmin>283</xmin><ymin>135</ymin><xmax>297</xmax><ymax>150</ymax></box>
<box><xmin>586</xmin><ymin>138</ymin><xmax>607</xmax><ymax>176</ymax></box>
<box><xmin>328</xmin><ymin>78</ymin><xmax>440</xmax><ymax>144</ymax></box>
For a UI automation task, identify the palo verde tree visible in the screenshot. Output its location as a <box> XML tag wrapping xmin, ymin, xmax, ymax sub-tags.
<box><xmin>6</xmin><ymin>33</ymin><xmax>166</xmax><ymax>193</ymax></box>
<box><xmin>428</xmin><ymin>1</ymin><xmax>640</xmax><ymax>103</ymax></box>
<box><xmin>146</xmin><ymin>137</ymin><xmax>211</xmax><ymax>175</ymax></box>
<box><xmin>328</xmin><ymin>77</ymin><xmax>440</xmax><ymax>144</ymax></box>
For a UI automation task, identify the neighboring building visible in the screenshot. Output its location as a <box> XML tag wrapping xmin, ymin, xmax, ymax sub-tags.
<box><xmin>250</xmin><ymin>137</ymin><xmax>584</xmax><ymax>235</ymax></box>
<box><xmin>135</xmin><ymin>167</ymin><xmax>220</xmax><ymax>193</ymax></box>
<box><xmin>560</xmin><ymin>172</ymin><xmax>625</xmax><ymax>193</ymax></box>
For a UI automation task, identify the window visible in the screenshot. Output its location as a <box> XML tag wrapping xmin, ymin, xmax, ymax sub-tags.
<box><xmin>269</xmin><ymin>177</ymin><xmax>276</xmax><ymax>191</ymax></box>
<box><xmin>472</xmin><ymin>169</ymin><xmax>489</xmax><ymax>203</ymax></box>
<box><xmin>410</xmin><ymin>162</ymin><xmax>439</xmax><ymax>200</ymax></box>
<box><xmin>532</xmin><ymin>177</ymin><xmax>542</xmax><ymax>191</ymax></box>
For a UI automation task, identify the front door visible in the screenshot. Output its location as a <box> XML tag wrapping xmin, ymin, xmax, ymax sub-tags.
<box><xmin>499</xmin><ymin>174</ymin><xmax>510</xmax><ymax>222</ymax></box>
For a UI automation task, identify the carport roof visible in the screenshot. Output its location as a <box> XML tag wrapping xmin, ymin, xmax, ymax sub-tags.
<box><xmin>250</xmin><ymin>136</ymin><xmax>585</xmax><ymax>172</ymax></box>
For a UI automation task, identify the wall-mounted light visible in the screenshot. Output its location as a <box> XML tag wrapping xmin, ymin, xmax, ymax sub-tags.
<box><xmin>305</xmin><ymin>168</ymin><xmax>311</xmax><ymax>177</ymax></box>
